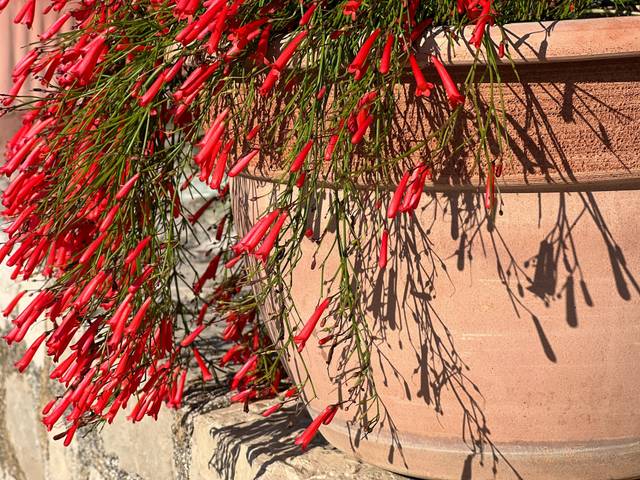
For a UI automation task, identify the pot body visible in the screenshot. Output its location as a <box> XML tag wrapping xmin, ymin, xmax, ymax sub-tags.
<box><xmin>232</xmin><ymin>178</ymin><xmax>640</xmax><ymax>480</ymax></box>
<box><xmin>230</xmin><ymin>18</ymin><xmax>640</xmax><ymax>480</ymax></box>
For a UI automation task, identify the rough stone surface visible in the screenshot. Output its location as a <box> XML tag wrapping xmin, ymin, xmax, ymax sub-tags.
<box><xmin>190</xmin><ymin>402</ymin><xmax>404</xmax><ymax>480</ymax></box>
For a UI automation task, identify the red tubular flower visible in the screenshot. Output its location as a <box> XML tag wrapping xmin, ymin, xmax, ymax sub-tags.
<box><xmin>3</xmin><ymin>291</ymin><xmax>26</xmax><ymax>317</ymax></box>
<box><xmin>63</xmin><ymin>424</ymin><xmax>79</xmax><ymax>447</ymax></box>
<box><xmin>246</xmin><ymin>125</ymin><xmax>261</xmax><ymax>140</ymax></box>
<box><xmin>259</xmin><ymin>68</ymin><xmax>280</xmax><ymax>97</ymax></box>
<box><xmin>343</xmin><ymin>0</ymin><xmax>361</xmax><ymax>19</ymax></box>
<box><xmin>2</xmin><ymin>74</ymin><xmax>28</xmax><ymax>107</ymax></box>
<box><xmin>139</xmin><ymin>72</ymin><xmax>167</xmax><ymax>107</ymax></box>
<box><xmin>254</xmin><ymin>212</ymin><xmax>288</xmax><ymax>263</ymax></box>
<box><xmin>41</xmin><ymin>398</ymin><xmax>56</xmax><ymax>416</ymax></box>
<box><xmin>220</xmin><ymin>344</ymin><xmax>245</xmax><ymax>366</ymax></box>
<box><xmin>233</xmin><ymin>210</ymin><xmax>280</xmax><ymax>254</ymax></box>
<box><xmin>192</xmin><ymin>347</ymin><xmax>213</xmax><ymax>382</ymax></box>
<box><xmin>431</xmin><ymin>55</ymin><xmax>465</xmax><ymax>108</ymax></box>
<box><xmin>196</xmin><ymin>302</ymin><xmax>209</xmax><ymax>326</ymax></box>
<box><xmin>209</xmin><ymin>140</ymin><xmax>233</xmax><ymax>191</ymax></box>
<box><xmin>124</xmin><ymin>236</ymin><xmax>152</xmax><ymax>265</ymax></box>
<box><xmin>294</xmin><ymin>298</ymin><xmax>331</xmax><ymax>352</ymax></box>
<box><xmin>284</xmin><ymin>387</ymin><xmax>298</xmax><ymax>398</ymax></box>
<box><xmin>409</xmin><ymin>55</ymin><xmax>434</xmax><ymax>97</ymax></box>
<box><xmin>324</xmin><ymin>119</ymin><xmax>344</xmax><ymax>161</ymax></box>
<box><xmin>107</xmin><ymin>294</ymin><xmax>133</xmax><ymax>329</ymax></box>
<box><xmin>172</xmin><ymin>369</ymin><xmax>187</xmax><ymax>408</ymax></box>
<box><xmin>469</xmin><ymin>0</ymin><xmax>494</xmax><ymax>48</ymax></box>
<box><xmin>72</xmin><ymin>35</ymin><xmax>107</xmax><ymax>84</ymax></box>
<box><xmin>398</xmin><ymin>165</ymin><xmax>427</xmax><ymax>213</ymax></box>
<box><xmin>225</xmin><ymin>255</ymin><xmax>241</xmax><ymax>270</ymax></box>
<box><xmin>230</xmin><ymin>388</ymin><xmax>257</xmax><ymax>403</ymax></box>
<box><xmin>231</xmin><ymin>354</ymin><xmax>257</xmax><ymax>390</ymax></box>
<box><xmin>116</xmin><ymin>173</ymin><xmax>140</xmax><ymax>200</ymax></box>
<box><xmin>351</xmin><ymin>114</ymin><xmax>374</xmax><ymax>144</ymax></box>
<box><xmin>195</xmin><ymin>123</ymin><xmax>225</xmax><ymax>167</ymax></box>
<box><xmin>13</xmin><ymin>0</ymin><xmax>36</xmax><ymax>28</ymax></box>
<box><xmin>99</xmin><ymin>204</ymin><xmax>120</xmax><ymax>232</ymax></box>
<box><xmin>49</xmin><ymin>351</ymin><xmax>77</xmax><ymax>380</ymax></box>
<box><xmin>165</xmin><ymin>58</ymin><xmax>186</xmax><ymax>82</ymax></box>
<box><xmin>404</xmin><ymin>166</ymin><xmax>431</xmax><ymax>212</ymax></box>
<box><xmin>177</xmin><ymin>0</ymin><xmax>201</xmax><ymax>16</ymax></box>
<box><xmin>194</xmin><ymin>253</ymin><xmax>221</xmax><ymax>293</ymax></box>
<box><xmin>272</xmin><ymin>30</ymin><xmax>308</xmax><ymax>71</ymax></box>
<box><xmin>188</xmin><ymin>197</ymin><xmax>216</xmax><ymax>224</ymax></box>
<box><xmin>108</xmin><ymin>304</ymin><xmax>132</xmax><ymax>348</ymax></box>
<box><xmin>294</xmin><ymin>405</ymin><xmax>338</xmax><ymax>450</ymax></box>
<box><xmin>12</xmin><ymin>49</ymin><xmax>38</xmax><ymax>80</ymax></box>
<box><xmin>79</xmin><ymin>233</ymin><xmax>107</xmax><ymax>264</ymax></box>
<box><xmin>14</xmin><ymin>331</ymin><xmax>47</xmax><ymax>372</ymax></box>
<box><xmin>379</xmin><ymin>229</ymin><xmax>388</xmax><ymax>270</ymax></box>
<box><xmin>40</xmin><ymin>12</ymin><xmax>72</xmax><ymax>41</ymax></box>
<box><xmin>409</xmin><ymin>18</ymin><xmax>434</xmax><ymax>43</ymax></box>
<box><xmin>43</xmin><ymin>390</ymin><xmax>74</xmax><ymax>431</ymax></box>
<box><xmin>295</xmin><ymin>171</ymin><xmax>306</xmax><ymax>188</ymax></box>
<box><xmin>379</xmin><ymin>33</ymin><xmax>394</xmax><ymax>74</ymax></box>
<box><xmin>299</xmin><ymin>3</ymin><xmax>318</xmax><ymax>26</ymax></box>
<box><xmin>228</xmin><ymin>149</ymin><xmax>259</xmax><ymax>177</ymax></box>
<box><xmin>485</xmin><ymin>163</ymin><xmax>496</xmax><ymax>210</ymax></box>
<box><xmin>387</xmin><ymin>170</ymin><xmax>410</xmax><ymax>218</ymax></box>
<box><xmin>180</xmin><ymin>324</ymin><xmax>207</xmax><ymax>347</ymax></box>
<box><xmin>290</xmin><ymin>140</ymin><xmax>314</xmax><ymax>173</ymax></box>
<box><xmin>207</xmin><ymin>4</ymin><xmax>229</xmax><ymax>53</ymax></box>
<box><xmin>175</xmin><ymin>62</ymin><xmax>220</xmax><ymax>102</ymax></box>
<box><xmin>174</xmin><ymin>65</ymin><xmax>204</xmax><ymax>99</ymax></box>
<box><xmin>215</xmin><ymin>215</ymin><xmax>228</xmax><ymax>241</ymax></box>
<box><xmin>125</xmin><ymin>297</ymin><xmax>152</xmax><ymax>335</ymax></box>
<box><xmin>73</xmin><ymin>271</ymin><xmax>107</xmax><ymax>309</ymax></box>
<box><xmin>316</xmin><ymin>85</ymin><xmax>327</xmax><ymax>100</ymax></box>
<box><xmin>262</xmin><ymin>402</ymin><xmax>282</xmax><ymax>417</ymax></box>
<box><xmin>347</xmin><ymin>28</ymin><xmax>380</xmax><ymax>79</ymax></box>
<box><xmin>252</xmin><ymin>24</ymin><xmax>272</xmax><ymax>65</ymax></box>
<box><xmin>128</xmin><ymin>265</ymin><xmax>155</xmax><ymax>294</ymax></box>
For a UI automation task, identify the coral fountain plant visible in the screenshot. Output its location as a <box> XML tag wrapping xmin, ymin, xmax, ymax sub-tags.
<box><xmin>0</xmin><ymin>0</ymin><xmax>637</xmax><ymax>450</ymax></box>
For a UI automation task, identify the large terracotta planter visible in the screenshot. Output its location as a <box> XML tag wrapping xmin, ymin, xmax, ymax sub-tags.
<box><xmin>231</xmin><ymin>17</ymin><xmax>640</xmax><ymax>480</ymax></box>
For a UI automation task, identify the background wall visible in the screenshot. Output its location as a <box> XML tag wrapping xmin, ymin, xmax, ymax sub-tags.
<box><xmin>0</xmin><ymin>4</ymin><xmax>63</xmax><ymax>95</ymax></box>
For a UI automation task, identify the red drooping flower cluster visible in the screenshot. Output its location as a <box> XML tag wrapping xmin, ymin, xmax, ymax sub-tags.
<box><xmin>0</xmin><ymin>0</ymin><xmax>498</xmax><ymax>449</ymax></box>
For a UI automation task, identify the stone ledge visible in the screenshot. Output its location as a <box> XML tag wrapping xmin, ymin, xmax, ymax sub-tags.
<box><xmin>0</xmin><ymin>368</ymin><xmax>408</xmax><ymax>480</ymax></box>
<box><xmin>189</xmin><ymin>401</ymin><xmax>406</xmax><ymax>480</ymax></box>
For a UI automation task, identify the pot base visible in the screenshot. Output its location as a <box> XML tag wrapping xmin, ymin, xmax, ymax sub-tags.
<box><xmin>316</xmin><ymin>414</ymin><xmax>640</xmax><ymax>480</ymax></box>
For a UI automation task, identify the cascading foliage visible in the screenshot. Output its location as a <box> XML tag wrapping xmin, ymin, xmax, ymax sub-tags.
<box><xmin>0</xmin><ymin>0</ymin><xmax>635</xmax><ymax>448</ymax></box>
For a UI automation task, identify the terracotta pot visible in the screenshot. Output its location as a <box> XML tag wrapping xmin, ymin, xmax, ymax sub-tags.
<box><xmin>230</xmin><ymin>17</ymin><xmax>640</xmax><ymax>480</ymax></box>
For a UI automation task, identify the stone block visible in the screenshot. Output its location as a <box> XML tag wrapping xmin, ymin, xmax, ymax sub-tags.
<box><xmin>190</xmin><ymin>402</ymin><xmax>404</xmax><ymax>480</ymax></box>
<box><xmin>99</xmin><ymin>408</ymin><xmax>177</xmax><ymax>480</ymax></box>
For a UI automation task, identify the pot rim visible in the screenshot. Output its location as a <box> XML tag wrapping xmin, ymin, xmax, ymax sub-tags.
<box><xmin>421</xmin><ymin>16</ymin><xmax>640</xmax><ymax>66</ymax></box>
<box><xmin>239</xmin><ymin>169</ymin><xmax>640</xmax><ymax>194</ymax></box>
